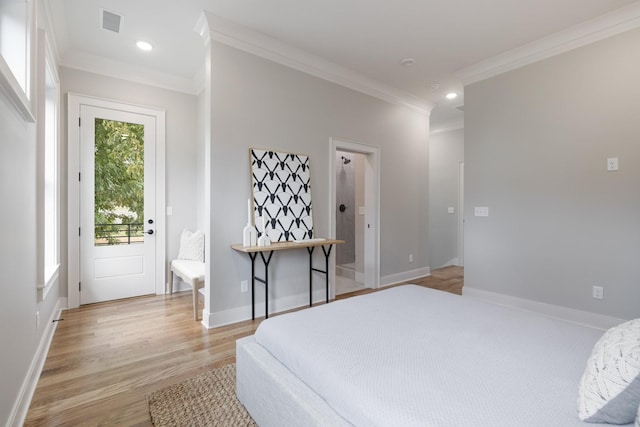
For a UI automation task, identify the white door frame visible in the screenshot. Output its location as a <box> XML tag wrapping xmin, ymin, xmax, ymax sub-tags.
<box><xmin>67</xmin><ymin>93</ymin><xmax>166</xmax><ymax>308</ymax></box>
<box><xmin>457</xmin><ymin>161</ymin><xmax>464</xmax><ymax>266</ymax></box>
<box><xmin>329</xmin><ymin>137</ymin><xmax>380</xmax><ymax>297</ymax></box>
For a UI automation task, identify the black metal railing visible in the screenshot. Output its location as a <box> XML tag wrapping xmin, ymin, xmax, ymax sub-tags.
<box><xmin>95</xmin><ymin>223</ymin><xmax>144</xmax><ymax>246</ymax></box>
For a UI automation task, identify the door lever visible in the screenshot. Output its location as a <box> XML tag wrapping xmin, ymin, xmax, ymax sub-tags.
<box><xmin>146</xmin><ymin>230</ymin><xmax>154</xmax><ymax>235</ymax></box>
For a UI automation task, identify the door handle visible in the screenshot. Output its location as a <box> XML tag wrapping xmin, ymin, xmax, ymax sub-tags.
<box><xmin>146</xmin><ymin>229</ymin><xmax>154</xmax><ymax>235</ymax></box>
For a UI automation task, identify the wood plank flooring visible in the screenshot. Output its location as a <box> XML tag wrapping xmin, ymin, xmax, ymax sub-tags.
<box><xmin>25</xmin><ymin>266</ymin><xmax>462</xmax><ymax>426</ymax></box>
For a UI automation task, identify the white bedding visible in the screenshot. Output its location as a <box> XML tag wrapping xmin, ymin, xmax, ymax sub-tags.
<box><xmin>253</xmin><ymin>285</ymin><xmax>626</xmax><ymax>426</ymax></box>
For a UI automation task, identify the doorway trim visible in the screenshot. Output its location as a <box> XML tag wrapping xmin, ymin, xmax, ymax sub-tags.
<box><xmin>67</xmin><ymin>93</ymin><xmax>166</xmax><ymax>308</ymax></box>
<box><xmin>329</xmin><ymin>137</ymin><xmax>380</xmax><ymax>297</ymax></box>
<box><xmin>457</xmin><ymin>161</ymin><xmax>464</xmax><ymax>266</ymax></box>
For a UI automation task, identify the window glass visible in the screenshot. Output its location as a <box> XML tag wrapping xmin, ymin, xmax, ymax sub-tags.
<box><xmin>44</xmin><ymin>58</ymin><xmax>58</xmax><ymax>277</ymax></box>
<box><xmin>0</xmin><ymin>0</ymin><xmax>28</xmax><ymax>93</ymax></box>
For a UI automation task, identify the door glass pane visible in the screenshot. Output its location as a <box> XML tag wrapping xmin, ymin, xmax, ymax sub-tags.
<box><xmin>94</xmin><ymin>118</ymin><xmax>144</xmax><ymax>246</ymax></box>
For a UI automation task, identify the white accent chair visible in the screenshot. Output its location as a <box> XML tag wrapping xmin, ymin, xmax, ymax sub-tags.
<box><xmin>169</xmin><ymin>229</ymin><xmax>205</xmax><ymax>320</ymax></box>
<box><xmin>169</xmin><ymin>260</ymin><xmax>205</xmax><ymax>320</ymax></box>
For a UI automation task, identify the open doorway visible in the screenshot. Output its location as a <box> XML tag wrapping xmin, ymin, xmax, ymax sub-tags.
<box><xmin>330</xmin><ymin>138</ymin><xmax>380</xmax><ymax>298</ymax></box>
<box><xmin>335</xmin><ymin>150</ymin><xmax>365</xmax><ymax>294</ymax></box>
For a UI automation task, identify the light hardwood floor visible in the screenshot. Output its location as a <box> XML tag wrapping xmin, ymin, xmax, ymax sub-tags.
<box><xmin>25</xmin><ymin>266</ymin><xmax>463</xmax><ymax>426</ymax></box>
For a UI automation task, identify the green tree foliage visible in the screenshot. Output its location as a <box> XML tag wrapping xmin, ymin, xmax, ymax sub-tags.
<box><xmin>94</xmin><ymin>119</ymin><xmax>144</xmax><ymax>244</ymax></box>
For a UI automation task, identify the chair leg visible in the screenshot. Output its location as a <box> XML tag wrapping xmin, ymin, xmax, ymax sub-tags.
<box><xmin>193</xmin><ymin>280</ymin><xmax>199</xmax><ymax>320</ymax></box>
<box><xmin>169</xmin><ymin>270</ymin><xmax>174</xmax><ymax>294</ymax></box>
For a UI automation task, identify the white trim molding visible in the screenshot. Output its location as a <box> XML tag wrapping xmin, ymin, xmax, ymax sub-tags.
<box><xmin>463</xmin><ymin>287</ymin><xmax>627</xmax><ymax>331</ymax></box>
<box><xmin>380</xmin><ymin>267</ymin><xmax>431</xmax><ymax>288</ymax></box>
<box><xmin>7</xmin><ymin>297</ymin><xmax>67</xmax><ymax>427</ymax></box>
<box><xmin>202</xmin><ymin>289</ymin><xmax>330</xmax><ymax>329</ymax></box>
<box><xmin>60</xmin><ymin>50</ymin><xmax>198</xmax><ymax>95</ymax></box>
<box><xmin>456</xmin><ymin>2</ymin><xmax>640</xmax><ymax>85</ymax></box>
<box><xmin>430</xmin><ymin>118</ymin><xmax>464</xmax><ymax>135</ymax></box>
<box><xmin>329</xmin><ymin>138</ymin><xmax>381</xmax><ymax>295</ymax></box>
<box><xmin>195</xmin><ymin>12</ymin><xmax>432</xmax><ymax>115</ymax></box>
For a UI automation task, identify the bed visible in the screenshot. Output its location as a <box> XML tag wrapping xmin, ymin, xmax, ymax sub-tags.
<box><xmin>236</xmin><ymin>285</ymin><xmax>635</xmax><ymax>426</ymax></box>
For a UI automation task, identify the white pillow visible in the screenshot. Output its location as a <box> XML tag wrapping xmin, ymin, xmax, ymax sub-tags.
<box><xmin>578</xmin><ymin>318</ymin><xmax>640</xmax><ymax>424</ymax></box>
<box><xmin>177</xmin><ymin>229</ymin><xmax>204</xmax><ymax>262</ymax></box>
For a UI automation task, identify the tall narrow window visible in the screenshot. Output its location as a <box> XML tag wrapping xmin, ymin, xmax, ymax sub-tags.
<box><xmin>0</xmin><ymin>0</ymin><xmax>27</xmax><ymax>93</ymax></box>
<box><xmin>43</xmin><ymin>57</ymin><xmax>58</xmax><ymax>280</ymax></box>
<box><xmin>0</xmin><ymin>0</ymin><xmax>33</xmax><ymax>121</ymax></box>
<box><xmin>38</xmin><ymin>29</ymin><xmax>59</xmax><ymax>301</ymax></box>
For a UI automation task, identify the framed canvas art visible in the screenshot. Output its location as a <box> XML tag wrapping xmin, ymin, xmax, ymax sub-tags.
<box><xmin>249</xmin><ymin>148</ymin><xmax>314</xmax><ymax>242</ymax></box>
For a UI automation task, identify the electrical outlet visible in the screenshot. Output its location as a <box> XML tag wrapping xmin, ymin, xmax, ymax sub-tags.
<box><xmin>241</xmin><ymin>280</ymin><xmax>248</xmax><ymax>293</ymax></box>
<box><xmin>592</xmin><ymin>286</ymin><xmax>604</xmax><ymax>300</ymax></box>
<box><xmin>607</xmin><ymin>158</ymin><xmax>619</xmax><ymax>171</ymax></box>
<box><xmin>409</xmin><ymin>254</ymin><xmax>413</xmax><ymax>263</ymax></box>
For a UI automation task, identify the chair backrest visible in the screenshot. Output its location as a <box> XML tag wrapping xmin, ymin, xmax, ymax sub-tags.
<box><xmin>177</xmin><ymin>229</ymin><xmax>204</xmax><ymax>262</ymax></box>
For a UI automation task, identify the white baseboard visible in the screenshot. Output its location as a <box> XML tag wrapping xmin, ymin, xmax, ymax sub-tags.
<box><xmin>202</xmin><ymin>289</ymin><xmax>329</xmax><ymax>329</ymax></box>
<box><xmin>8</xmin><ymin>297</ymin><xmax>67</xmax><ymax>427</ymax></box>
<box><xmin>463</xmin><ymin>287</ymin><xmax>626</xmax><ymax>331</ymax></box>
<box><xmin>439</xmin><ymin>258</ymin><xmax>459</xmax><ymax>268</ymax></box>
<box><xmin>203</xmin><ymin>266</ymin><xmax>431</xmax><ymax>329</ymax></box>
<box><xmin>335</xmin><ymin>267</ymin><xmax>364</xmax><ymax>283</ymax></box>
<box><xmin>380</xmin><ymin>267</ymin><xmax>430</xmax><ymax>288</ymax></box>
<box><xmin>166</xmin><ymin>279</ymin><xmax>192</xmax><ymax>294</ymax></box>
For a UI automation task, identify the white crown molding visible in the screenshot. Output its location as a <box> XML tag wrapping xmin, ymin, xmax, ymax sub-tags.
<box><xmin>40</xmin><ymin>0</ymin><xmax>62</xmax><ymax>65</ymax></box>
<box><xmin>197</xmin><ymin>11</ymin><xmax>433</xmax><ymax>115</ymax></box>
<box><xmin>430</xmin><ymin>118</ymin><xmax>464</xmax><ymax>135</ymax></box>
<box><xmin>456</xmin><ymin>2</ymin><xmax>640</xmax><ymax>85</ymax></box>
<box><xmin>60</xmin><ymin>50</ymin><xmax>199</xmax><ymax>94</ymax></box>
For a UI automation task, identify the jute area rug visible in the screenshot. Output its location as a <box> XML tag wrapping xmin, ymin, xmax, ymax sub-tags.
<box><xmin>147</xmin><ymin>363</ymin><xmax>257</xmax><ymax>426</ymax></box>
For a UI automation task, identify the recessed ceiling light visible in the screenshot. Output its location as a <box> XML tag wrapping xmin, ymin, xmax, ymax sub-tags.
<box><xmin>400</xmin><ymin>57</ymin><xmax>415</xmax><ymax>67</ymax></box>
<box><xmin>136</xmin><ymin>41</ymin><xmax>153</xmax><ymax>51</ymax></box>
<box><xmin>445</xmin><ymin>92</ymin><xmax>458</xmax><ymax>100</ymax></box>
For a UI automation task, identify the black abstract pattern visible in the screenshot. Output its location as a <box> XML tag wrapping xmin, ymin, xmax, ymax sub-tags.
<box><xmin>250</xmin><ymin>149</ymin><xmax>314</xmax><ymax>242</ymax></box>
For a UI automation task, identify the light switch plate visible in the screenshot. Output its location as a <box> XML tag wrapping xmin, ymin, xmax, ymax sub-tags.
<box><xmin>474</xmin><ymin>207</ymin><xmax>489</xmax><ymax>217</ymax></box>
<box><xmin>448</xmin><ymin>207</ymin><xmax>455</xmax><ymax>214</ymax></box>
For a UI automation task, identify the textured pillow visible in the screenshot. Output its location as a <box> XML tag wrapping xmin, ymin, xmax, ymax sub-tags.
<box><xmin>177</xmin><ymin>229</ymin><xmax>204</xmax><ymax>262</ymax></box>
<box><xmin>578</xmin><ymin>318</ymin><xmax>640</xmax><ymax>424</ymax></box>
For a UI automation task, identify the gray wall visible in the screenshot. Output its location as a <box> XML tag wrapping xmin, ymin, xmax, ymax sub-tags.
<box><xmin>60</xmin><ymin>68</ymin><xmax>200</xmax><ymax>286</ymax></box>
<box><xmin>0</xmin><ymin>81</ymin><xmax>62</xmax><ymax>425</ymax></box>
<box><xmin>428</xmin><ymin>128</ymin><xmax>464</xmax><ymax>268</ymax></box>
<box><xmin>464</xmin><ymin>28</ymin><xmax>640</xmax><ymax>320</ymax></box>
<box><xmin>208</xmin><ymin>41</ymin><xmax>429</xmax><ymax>316</ymax></box>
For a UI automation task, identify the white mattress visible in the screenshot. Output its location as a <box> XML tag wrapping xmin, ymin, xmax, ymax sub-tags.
<box><xmin>254</xmin><ymin>285</ymin><xmax>626</xmax><ymax>427</ymax></box>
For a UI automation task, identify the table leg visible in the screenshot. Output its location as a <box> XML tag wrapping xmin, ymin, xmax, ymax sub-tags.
<box><xmin>259</xmin><ymin>251</ymin><xmax>274</xmax><ymax>318</ymax></box>
<box><xmin>249</xmin><ymin>252</ymin><xmax>257</xmax><ymax>320</ymax></box>
<box><xmin>321</xmin><ymin>245</ymin><xmax>333</xmax><ymax>303</ymax></box>
<box><xmin>307</xmin><ymin>246</ymin><xmax>315</xmax><ymax>307</ymax></box>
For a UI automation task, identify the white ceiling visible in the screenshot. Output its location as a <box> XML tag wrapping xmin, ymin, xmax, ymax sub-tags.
<box><xmin>48</xmin><ymin>0</ymin><xmax>639</xmax><ymax>129</ymax></box>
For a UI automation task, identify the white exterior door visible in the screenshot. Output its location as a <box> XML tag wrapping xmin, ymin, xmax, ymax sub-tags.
<box><xmin>79</xmin><ymin>105</ymin><xmax>157</xmax><ymax>304</ymax></box>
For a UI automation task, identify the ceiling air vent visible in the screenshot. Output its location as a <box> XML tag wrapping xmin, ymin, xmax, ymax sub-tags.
<box><xmin>101</xmin><ymin>9</ymin><xmax>122</xmax><ymax>33</ymax></box>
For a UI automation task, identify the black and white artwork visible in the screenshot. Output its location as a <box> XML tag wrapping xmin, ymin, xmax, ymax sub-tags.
<box><xmin>250</xmin><ymin>148</ymin><xmax>314</xmax><ymax>242</ymax></box>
